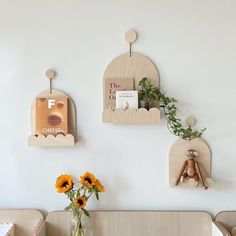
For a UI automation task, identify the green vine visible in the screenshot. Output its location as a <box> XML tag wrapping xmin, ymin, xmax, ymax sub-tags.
<box><xmin>138</xmin><ymin>78</ymin><xmax>206</xmax><ymax>140</ymax></box>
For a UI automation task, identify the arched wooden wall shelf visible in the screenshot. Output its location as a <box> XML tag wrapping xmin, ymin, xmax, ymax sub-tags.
<box><xmin>169</xmin><ymin>138</ymin><xmax>214</xmax><ymax>189</ymax></box>
<box><xmin>28</xmin><ymin>70</ymin><xmax>77</xmax><ymax>147</ymax></box>
<box><xmin>102</xmin><ymin>29</ymin><xmax>161</xmax><ymax>124</ymax></box>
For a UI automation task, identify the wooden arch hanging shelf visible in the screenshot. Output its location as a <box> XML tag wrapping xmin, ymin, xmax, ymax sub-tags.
<box><xmin>28</xmin><ymin>69</ymin><xmax>77</xmax><ymax>147</ymax></box>
<box><xmin>102</xmin><ymin>29</ymin><xmax>161</xmax><ymax>123</ymax></box>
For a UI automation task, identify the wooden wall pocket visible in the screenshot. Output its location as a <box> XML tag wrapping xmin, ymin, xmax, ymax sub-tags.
<box><xmin>28</xmin><ymin>70</ymin><xmax>77</xmax><ymax>147</ymax></box>
<box><xmin>169</xmin><ymin>118</ymin><xmax>214</xmax><ymax>189</ymax></box>
<box><xmin>102</xmin><ymin>29</ymin><xmax>160</xmax><ymax>124</ymax></box>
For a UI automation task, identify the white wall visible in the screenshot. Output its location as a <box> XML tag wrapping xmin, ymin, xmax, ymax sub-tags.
<box><xmin>0</xmin><ymin>0</ymin><xmax>236</xmax><ymax>215</ymax></box>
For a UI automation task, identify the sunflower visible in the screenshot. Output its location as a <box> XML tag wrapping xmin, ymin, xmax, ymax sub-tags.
<box><xmin>80</xmin><ymin>172</ymin><xmax>96</xmax><ymax>188</ymax></box>
<box><xmin>73</xmin><ymin>195</ymin><xmax>87</xmax><ymax>208</ymax></box>
<box><xmin>95</xmin><ymin>179</ymin><xmax>105</xmax><ymax>192</ymax></box>
<box><xmin>55</xmin><ymin>175</ymin><xmax>73</xmax><ymax>193</ymax></box>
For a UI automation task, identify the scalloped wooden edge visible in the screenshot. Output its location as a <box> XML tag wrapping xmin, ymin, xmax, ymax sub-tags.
<box><xmin>170</xmin><ymin>177</ymin><xmax>214</xmax><ymax>189</ymax></box>
<box><xmin>102</xmin><ymin>107</ymin><xmax>160</xmax><ymax>123</ymax></box>
<box><xmin>28</xmin><ymin>134</ymin><xmax>75</xmax><ymax>147</ymax></box>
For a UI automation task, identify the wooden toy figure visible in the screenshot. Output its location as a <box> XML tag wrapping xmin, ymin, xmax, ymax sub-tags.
<box><xmin>175</xmin><ymin>149</ymin><xmax>208</xmax><ymax>190</ymax></box>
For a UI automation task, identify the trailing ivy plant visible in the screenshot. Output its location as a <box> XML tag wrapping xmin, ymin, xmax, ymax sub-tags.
<box><xmin>138</xmin><ymin>77</ymin><xmax>206</xmax><ymax>140</ymax></box>
<box><xmin>138</xmin><ymin>78</ymin><xmax>160</xmax><ymax>104</ymax></box>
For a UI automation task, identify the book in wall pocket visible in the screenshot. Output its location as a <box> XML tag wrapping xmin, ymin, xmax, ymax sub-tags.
<box><xmin>104</xmin><ymin>77</ymin><xmax>134</xmax><ymax>109</ymax></box>
<box><xmin>35</xmin><ymin>96</ymin><xmax>68</xmax><ymax>136</ymax></box>
<box><xmin>116</xmin><ymin>90</ymin><xmax>138</xmax><ymax>109</ymax></box>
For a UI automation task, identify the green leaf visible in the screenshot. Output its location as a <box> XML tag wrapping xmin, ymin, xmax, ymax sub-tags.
<box><xmin>139</xmin><ymin>77</ymin><xmax>206</xmax><ymax>140</ymax></box>
<box><xmin>82</xmin><ymin>208</ymin><xmax>90</xmax><ymax>217</ymax></box>
<box><xmin>65</xmin><ymin>204</ymin><xmax>72</xmax><ymax>211</ymax></box>
<box><xmin>95</xmin><ymin>192</ymin><xmax>99</xmax><ymax>200</ymax></box>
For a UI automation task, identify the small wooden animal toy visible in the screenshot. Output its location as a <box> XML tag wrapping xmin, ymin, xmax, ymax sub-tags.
<box><xmin>175</xmin><ymin>149</ymin><xmax>208</xmax><ymax>189</ymax></box>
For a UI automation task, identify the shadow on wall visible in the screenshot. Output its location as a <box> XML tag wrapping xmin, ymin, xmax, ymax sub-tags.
<box><xmin>213</xmin><ymin>179</ymin><xmax>236</xmax><ymax>191</ymax></box>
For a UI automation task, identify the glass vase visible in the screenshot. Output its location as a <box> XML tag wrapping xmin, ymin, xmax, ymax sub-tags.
<box><xmin>70</xmin><ymin>215</ymin><xmax>86</xmax><ymax>236</ymax></box>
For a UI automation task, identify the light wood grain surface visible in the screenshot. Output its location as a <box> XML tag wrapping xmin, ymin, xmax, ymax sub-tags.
<box><xmin>0</xmin><ymin>209</ymin><xmax>43</xmax><ymax>236</ymax></box>
<box><xmin>125</xmin><ymin>30</ymin><xmax>137</xmax><ymax>44</ymax></box>
<box><xmin>215</xmin><ymin>211</ymin><xmax>236</xmax><ymax>233</ymax></box>
<box><xmin>102</xmin><ymin>108</ymin><xmax>160</xmax><ymax>123</ymax></box>
<box><xmin>103</xmin><ymin>52</ymin><xmax>160</xmax><ymax>96</ymax></box>
<box><xmin>102</xmin><ymin>52</ymin><xmax>160</xmax><ymax>123</ymax></box>
<box><xmin>44</xmin><ymin>211</ymin><xmax>212</xmax><ymax>236</ymax></box>
<box><xmin>28</xmin><ymin>134</ymin><xmax>75</xmax><ymax>147</ymax></box>
<box><xmin>169</xmin><ymin>138</ymin><xmax>213</xmax><ymax>189</ymax></box>
<box><xmin>34</xmin><ymin>220</ymin><xmax>46</xmax><ymax>236</ymax></box>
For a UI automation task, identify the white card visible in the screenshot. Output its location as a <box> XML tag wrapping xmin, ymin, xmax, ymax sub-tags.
<box><xmin>116</xmin><ymin>91</ymin><xmax>138</xmax><ymax>109</ymax></box>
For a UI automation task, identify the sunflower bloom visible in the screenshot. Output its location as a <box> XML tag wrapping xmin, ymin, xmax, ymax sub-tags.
<box><xmin>73</xmin><ymin>195</ymin><xmax>87</xmax><ymax>208</ymax></box>
<box><xmin>55</xmin><ymin>175</ymin><xmax>73</xmax><ymax>193</ymax></box>
<box><xmin>80</xmin><ymin>172</ymin><xmax>96</xmax><ymax>188</ymax></box>
<box><xmin>95</xmin><ymin>179</ymin><xmax>105</xmax><ymax>192</ymax></box>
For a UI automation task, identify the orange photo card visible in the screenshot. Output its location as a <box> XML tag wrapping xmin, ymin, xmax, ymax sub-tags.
<box><xmin>35</xmin><ymin>96</ymin><xmax>68</xmax><ymax>136</ymax></box>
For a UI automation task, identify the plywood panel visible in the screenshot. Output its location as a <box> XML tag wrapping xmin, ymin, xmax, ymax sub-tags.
<box><xmin>215</xmin><ymin>212</ymin><xmax>236</xmax><ymax>233</ymax></box>
<box><xmin>46</xmin><ymin>211</ymin><xmax>212</xmax><ymax>236</ymax></box>
<box><xmin>169</xmin><ymin>138</ymin><xmax>213</xmax><ymax>189</ymax></box>
<box><xmin>103</xmin><ymin>52</ymin><xmax>160</xmax><ymax>107</ymax></box>
<box><xmin>102</xmin><ymin>108</ymin><xmax>160</xmax><ymax>123</ymax></box>
<box><xmin>34</xmin><ymin>220</ymin><xmax>46</xmax><ymax>236</ymax></box>
<box><xmin>102</xmin><ymin>52</ymin><xmax>160</xmax><ymax>123</ymax></box>
<box><xmin>0</xmin><ymin>209</ymin><xmax>43</xmax><ymax>236</ymax></box>
<box><xmin>46</xmin><ymin>211</ymin><xmax>71</xmax><ymax>236</ymax></box>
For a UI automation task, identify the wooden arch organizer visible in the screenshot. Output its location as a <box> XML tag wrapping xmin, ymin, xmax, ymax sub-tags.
<box><xmin>28</xmin><ymin>70</ymin><xmax>77</xmax><ymax>147</ymax></box>
<box><xmin>102</xmin><ymin>29</ymin><xmax>161</xmax><ymax>123</ymax></box>
<box><xmin>169</xmin><ymin>138</ymin><xmax>214</xmax><ymax>189</ymax></box>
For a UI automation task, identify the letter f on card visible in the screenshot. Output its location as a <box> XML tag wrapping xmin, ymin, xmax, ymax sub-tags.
<box><xmin>48</xmin><ymin>99</ymin><xmax>55</xmax><ymax>109</ymax></box>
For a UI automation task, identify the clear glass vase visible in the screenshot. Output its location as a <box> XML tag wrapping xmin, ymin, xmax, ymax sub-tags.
<box><xmin>70</xmin><ymin>215</ymin><xmax>86</xmax><ymax>236</ymax></box>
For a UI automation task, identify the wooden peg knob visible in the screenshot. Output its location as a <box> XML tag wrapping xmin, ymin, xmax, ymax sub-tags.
<box><xmin>185</xmin><ymin>116</ymin><xmax>197</xmax><ymax>127</ymax></box>
<box><xmin>125</xmin><ymin>29</ymin><xmax>137</xmax><ymax>44</ymax></box>
<box><xmin>45</xmin><ymin>69</ymin><xmax>56</xmax><ymax>80</ymax></box>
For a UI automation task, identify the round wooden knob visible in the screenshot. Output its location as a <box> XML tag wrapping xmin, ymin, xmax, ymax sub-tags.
<box><xmin>45</xmin><ymin>69</ymin><xmax>56</xmax><ymax>80</ymax></box>
<box><xmin>185</xmin><ymin>116</ymin><xmax>197</xmax><ymax>127</ymax></box>
<box><xmin>125</xmin><ymin>29</ymin><xmax>137</xmax><ymax>43</ymax></box>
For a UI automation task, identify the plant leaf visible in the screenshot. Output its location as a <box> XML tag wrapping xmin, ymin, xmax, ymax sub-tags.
<box><xmin>139</xmin><ymin>77</ymin><xmax>206</xmax><ymax>140</ymax></box>
<box><xmin>65</xmin><ymin>204</ymin><xmax>72</xmax><ymax>211</ymax></box>
<box><xmin>82</xmin><ymin>208</ymin><xmax>90</xmax><ymax>217</ymax></box>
